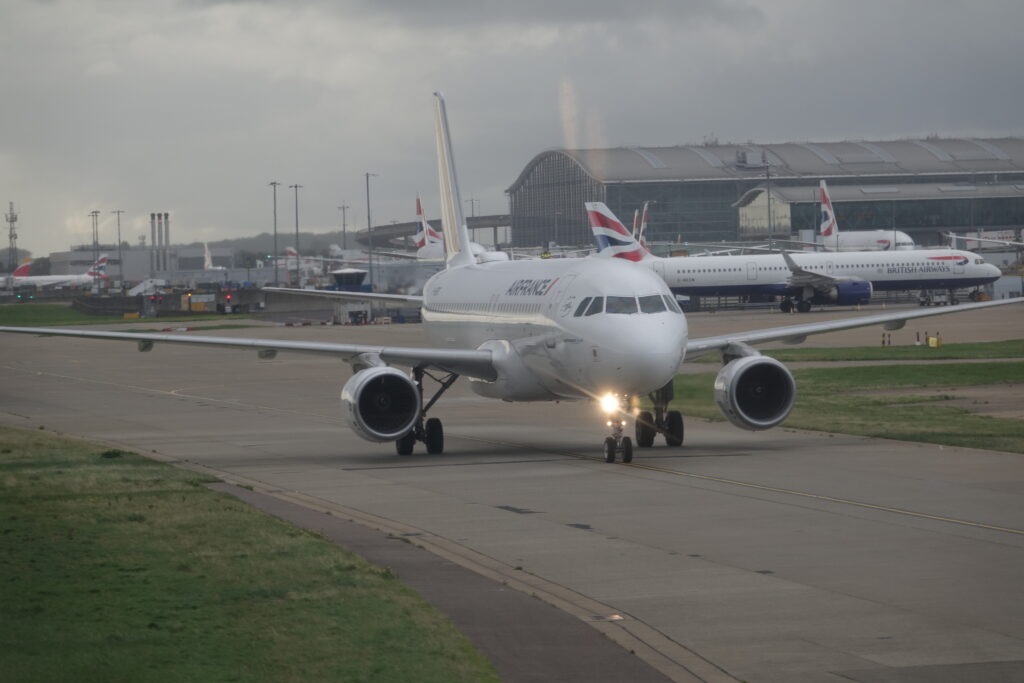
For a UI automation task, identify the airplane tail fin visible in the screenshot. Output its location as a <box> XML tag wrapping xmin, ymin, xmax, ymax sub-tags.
<box><xmin>203</xmin><ymin>242</ymin><xmax>214</xmax><ymax>270</ymax></box>
<box><xmin>638</xmin><ymin>201</ymin><xmax>651</xmax><ymax>252</ymax></box>
<box><xmin>87</xmin><ymin>254</ymin><xmax>110</xmax><ymax>278</ymax></box>
<box><xmin>819</xmin><ymin>180</ymin><xmax>838</xmax><ymax>238</ymax></box>
<box><xmin>586</xmin><ymin>202</ymin><xmax>653</xmax><ymax>262</ymax></box>
<box><xmin>414</xmin><ymin>196</ymin><xmax>443</xmax><ymax>249</ymax></box>
<box><xmin>433</xmin><ymin>92</ymin><xmax>475</xmax><ymax>269</ymax></box>
<box><xmin>12</xmin><ymin>259</ymin><xmax>33</xmax><ymax>277</ymax></box>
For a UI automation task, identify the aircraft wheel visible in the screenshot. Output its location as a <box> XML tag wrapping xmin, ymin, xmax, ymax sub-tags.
<box><xmin>395</xmin><ymin>430</ymin><xmax>416</xmax><ymax>456</ymax></box>
<box><xmin>635</xmin><ymin>411</ymin><xmax>656</xmax><ymax>447</ymax></box>
<box><xmin>603</xmin><ymin>437</ymin><xmax>616</xmax><ymax>463</ymax></box>
<box><xmin>779</xmin><ymin>299</ymin><xmax>793</xmax><ymax>313</ymax></box>
<box><xmin>425</xmin><ymin>417</ymin><xmax>444</xmax><ymax>454</ymax></box>
<box><xmin>621</xmin><ymin>437</ymin><xmax>633</xmax><ymax>463</ymax></box>
<box><xmin>665</xmin><ymin>410</ymin><xmax>684</xmax><ymax>447</ymax></box>
<box><xmin>796</xmin><ymin>300</ymin><xmax>812</xmax><ymax>313</ymax></box>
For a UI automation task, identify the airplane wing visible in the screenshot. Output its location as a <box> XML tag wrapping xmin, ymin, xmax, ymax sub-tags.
<box><xmin>945</xmin><ymin>232</ymin><xmax>1024</xmax><ymax>248</ymax></box>
<box><xmin>373</xmin><ymin>250</ymin><xmax>428</xmax><ymax>261</ymax></box>
<box><xmin>263</xmin><ymin>287</ymin><xmax>424</xmax><ymax>306</ymax></box>
<box><xmin>0</xmin><ymin>325</ymin><xmax>494</xmax><ymax>380</ymax></box>
<box><xmin>684</xmin><ymin>298</ymin><xmax>1022</xmax><ymax>360</ymax></box>
<box><xmin>780</xmin><ymin>249</ymin><xmax>843</xmax><ymax>291</ymax></box>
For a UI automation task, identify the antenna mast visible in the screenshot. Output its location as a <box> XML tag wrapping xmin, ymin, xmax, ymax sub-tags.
<box><xmin>5</xmin><ymin>202</ymin><xmax>17</xmax><ymax>272</ymax></box>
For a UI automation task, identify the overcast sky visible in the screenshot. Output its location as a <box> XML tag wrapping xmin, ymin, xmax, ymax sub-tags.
<box><xmin>2</xmin><ymin>0</ymin><xmax>1022</xmax><ymax>256</ymax></box>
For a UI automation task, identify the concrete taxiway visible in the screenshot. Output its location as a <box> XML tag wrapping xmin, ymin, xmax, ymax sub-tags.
<box><xmin>1</xmin><ymin>303</ymin><xmax>1022</xmax><ymax>682</ymax></box>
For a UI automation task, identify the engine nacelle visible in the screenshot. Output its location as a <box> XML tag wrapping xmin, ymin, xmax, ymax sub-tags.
<box><xmin>816</xmin><ymin>280</ymin><xmax>872</xmax><ymax>306</ymax></box>
<box><xmin>340</xmin><ymin>367</ymin><xmax>420</xmax><ymax>442</ymax></box>
<box><xmin>714</xmin><ymin>355</ymin><xmax>797</xmax><ymax>430</ymax></box>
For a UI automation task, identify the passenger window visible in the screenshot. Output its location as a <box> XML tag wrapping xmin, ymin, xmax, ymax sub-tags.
<box><xmin>574</xmin><ymin>297</ymin><xmax>592</xmax><ymax>317</ymax></box>
<box><xmin>638</xmin><ymin>295</ymin><xmax>667</xmax><ymax>313</ymax></box>
<box><xmin>606</xmin><ymin>296</ymin><xmax>638</xmax><ymax>314</ymax></box>
<box><xmin>584</xmin><ymin>297</ymin><xmax>604</xmax><ymax>316</ymax></box>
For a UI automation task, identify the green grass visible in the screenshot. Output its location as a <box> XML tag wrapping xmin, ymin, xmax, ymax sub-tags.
<box><xmin>0</xmin><ymin>426</ymin><xmax>498</xmax><ymax>683</ymax></box>
<box><xmin>0</xmin><ymin>303</ymin><xmax>255</xmax><ymax>327</ymax></box>
<box><xmin>691</xmin><ymin>339</ymin><xmax>1024</xmax><ymax>362</ymax></box>
<box><xmin>667</xmin><ymin>361</ymin><xmax>1024</xmax><ymax>454</ymax></box>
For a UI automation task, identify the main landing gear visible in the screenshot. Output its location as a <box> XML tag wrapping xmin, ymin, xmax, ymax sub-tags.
<box><xmin>779</xmin><ymin>298</ymin><xmax>811</xmax><ymax>313</ymax></box>
<box><xmin>396</xmin><ymin>367</ymin><xmax>459</xmax><ymax>456</ymax></box>
<box><xmin>604</xmin><ymin>382</ymin><xmax>684</xmax><ymax>463</ymax></box>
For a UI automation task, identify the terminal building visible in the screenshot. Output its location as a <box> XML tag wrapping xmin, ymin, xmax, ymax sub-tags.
<box><xmin>507</xmin><ymin>137</ymin><xmax>1024</xmax><ymax>249</ymax></box>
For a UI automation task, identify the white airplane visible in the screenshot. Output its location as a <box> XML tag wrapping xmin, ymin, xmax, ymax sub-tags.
<box><xmin>588</xmin><ymin>202</ymin><xmax>1001</xmax><ymax>313</ymax></box>
<box><xmin>2</xmin><ymin>94</ymin><xmax>1022</xmax><ymax>463</ymax></box>
<box><xmin>377</xmin><ymin>197</ymin><xmax>493</xmax><ymax>262</ymax></box>
<box><xmin>817</xmin><ymin>180</ymin><xmax>914</xmax><ymax>251</ymax></box>
<box><xmin>8</xmin><ymin>255</ymin><xmax>109</xmax><ymax>288</ymax></box>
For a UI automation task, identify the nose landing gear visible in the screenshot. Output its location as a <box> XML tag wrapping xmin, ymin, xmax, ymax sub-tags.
<box><xmin>603</xmin><ymin>418</ymin><xmax>633</xmax><ymax>463</ymax></box>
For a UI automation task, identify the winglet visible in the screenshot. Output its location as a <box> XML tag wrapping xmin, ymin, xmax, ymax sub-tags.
<box><xmin>433</xmin><ymin>92</ymin><xmax>475</xmax><ymax>268</ymax></box>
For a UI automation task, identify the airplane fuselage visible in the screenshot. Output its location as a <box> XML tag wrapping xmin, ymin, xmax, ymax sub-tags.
<box><xmin>419</xmin><ymin>257</ymin><xmax>688</xmax><ymax>402</ymax></box>
<box><xmin>650</xmin><ymin>249</ymin><xmax>1000</xmax><ymax>298</ymax></box>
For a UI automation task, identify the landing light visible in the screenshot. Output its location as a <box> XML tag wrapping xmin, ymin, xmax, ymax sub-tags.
<box><xmin>600</xmin><ymin>393</ymin><xmax>620</xmax><ymax>414</ymax></box>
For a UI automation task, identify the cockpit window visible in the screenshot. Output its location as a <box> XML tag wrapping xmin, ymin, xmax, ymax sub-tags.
<box><xmin>662</xmin><ymin>295</ymin><xmax>683</xmax><ymax>313</ymax></box>
<box><xmin>606</xmin><ymin>296</ymin><xmax>638</xmax><ymax>314</ymax></box>
<box><xmin>583</xmin><ymin>296</ymin><xmax>604</xmax><ymax>316</ymax></box>
<box><xmin>638</xmin><ymin>295</ymin><xmax>667</xmax><ymax>313</ymax></box>
<box><xmin>573</xmin><ymin>297</ymin><xmax>592</xmax><ymax>317</ymax></box>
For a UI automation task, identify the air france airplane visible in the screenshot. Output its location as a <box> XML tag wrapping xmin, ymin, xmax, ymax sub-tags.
<box><xmin>588</xmin><ymin>203</ymin><xmax>1001</xmax><ymax>313</ymax></box>
<box><xmin>2</xmin><ymin>94</ymin><xmax>1021</xmax><ymax>463</ymax></box>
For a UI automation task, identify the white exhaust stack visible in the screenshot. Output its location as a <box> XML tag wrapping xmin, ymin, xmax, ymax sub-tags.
<box><xmin>149</xmin><ymin>213</ymin><xmax>157</xmax><ymax>276</ymax></box>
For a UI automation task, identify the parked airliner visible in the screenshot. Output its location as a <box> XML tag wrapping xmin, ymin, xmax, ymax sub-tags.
<box><xmin>377</xmin><ymin>197</ymin><xmax>492</xmax><ymax>262</ymax></box>
<box><xmin>8</xmin><ymin>255</ymin><xmax>108</xmax><ymax>288</ymax></box>
<box><xmin>816</xmin><ymin>180</ymin><xmax>915</xmax><ymax>251</ymax></box>
<box><xmin>588</xmin><ymin>203</ymin><xmax>1000</xmax><ymax>313</ymax></box>
<box><xmin>2</xmin><ymin>95</ymin><xmax>1021</xmax><ymax>463</ymax></box>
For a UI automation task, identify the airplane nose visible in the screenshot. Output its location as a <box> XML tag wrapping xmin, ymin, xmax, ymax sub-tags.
<box><xmin>597</xmin><ymin>316</ymin><xmax>687</xmax><ymax>394</ymax></box>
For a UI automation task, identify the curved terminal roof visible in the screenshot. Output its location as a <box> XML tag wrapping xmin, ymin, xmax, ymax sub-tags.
<box><xmin>508</xmin><ymin>137</ymin><xmax>1024</xmax><ymax>192</ymax></box>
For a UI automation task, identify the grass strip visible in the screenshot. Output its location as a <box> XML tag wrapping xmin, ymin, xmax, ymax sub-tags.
<box><xmin>0</xmin><ymin>426</ymin><xmax>497</xmax><ymax>683</ymax></box>
<box><xmin>666</xmin><ymin>361</ymin><xmax>1024</xmax><ymax>454</ymax></box>
<box><xmin>691</xmin><ymin>339</ymin><xmax>1024</xmax><ymax>362</ymax></box>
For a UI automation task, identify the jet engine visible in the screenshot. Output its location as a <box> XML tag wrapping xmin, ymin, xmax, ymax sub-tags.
<box><xmin>340</xmin><ymin>367</ymin><xmax>420</xmax><ymax>442</ymax></box>
<box><xmin>816</xmin><ymin>280</ymin><xmax>872</xmax><ymax>306</ymax></box>
<box><xmin>714</xmin><ymin>355</ymin><xmax>797</xmax><ymax>430</ymax></box>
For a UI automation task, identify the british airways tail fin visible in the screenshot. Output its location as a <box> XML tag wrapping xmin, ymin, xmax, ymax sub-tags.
<box><xmin>433</xmin><ymin>92</ymin><xmax>475</xmax><ymax>269</ymax></box>
<box><xmin>819</xmin><ymin>180</ymin><xmax>838</xmax><ymax>238</ymax></box>
<box><xmin>586</xmin><ymin>202</ymin><xmax>654</xmax><ymax>262</ymax></box>
<box><xmin>414</xmin><ymin>196</ymin><xmax>443</xmax><ymax>248</ymax></box>
<box><xmin>87</xmin><ymin>254</ymin><xmax>109</xmax><ymax>278</ymax></box>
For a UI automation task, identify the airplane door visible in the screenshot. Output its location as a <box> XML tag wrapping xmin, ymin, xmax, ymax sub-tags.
<box><xmin>827</xmin><ymin>261</ymin><xmax>834</xmax><ymax>276</ymax></box>
<box><xmin>746</xmin><ymin>262</ymin><xmax>757</xmax><ymax>280</ymax></box>
<box><xmin>953</xmin><ymin>257</ymin><xmax>965</xmax><ymax>274</ymax></box>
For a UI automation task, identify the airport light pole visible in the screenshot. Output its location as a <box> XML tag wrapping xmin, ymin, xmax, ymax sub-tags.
<box><xmin>269</xmin><ymin>181</ymin><xmax>280</xmax><ymax>286</ymax></box>
<box><xmin>338</xmin><ymin>203</ymin><xmax>350</xmax><ymax>251</ymax></box>
<box><xmin>89</xmin><ymin>210</ymin><xmax>101</xmax><ymax>289</ymax></box>
<box><xmin>111</xmin><ymin>210</ymin><xmax>124</xmax><ymax>285</ymax></box>
<box><xmin>365</xmin><ymin>172</ymin><xmax>378</xmax><ymax>291</ymax></box>
<box><xmin>289</xmin><ymin>184</ymin><xmax>302</xmax><ymax>285</ymax></box>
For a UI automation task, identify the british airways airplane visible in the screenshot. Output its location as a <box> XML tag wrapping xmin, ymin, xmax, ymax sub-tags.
<box><xmin>2</xmin><ymin>94</ymin><xmax>1021</xmax><ymax>462</ymax></box>
<box><xmin>817</xmin><ymin>180</ymin><xmax>914</xmax><ymax>251</ymax></box>
<box><xmin>588</xmin><ymin>202</ymin><xmax>1001</xmax><ymax>313</ymax></box>
<box><xmin>8</xmin><ymin>255</ymin><xmax>109</xmax><ymax>288</ymax></box>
